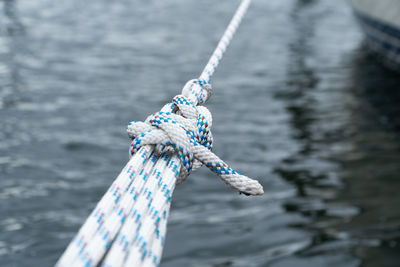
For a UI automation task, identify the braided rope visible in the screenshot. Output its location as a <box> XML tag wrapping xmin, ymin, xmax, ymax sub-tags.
<box><xmin>128</xmin><ymin>94</ymin><xmax>263</xmax><ymax>195</ymax></box>
<box><xmin>199</xmin><ymin>0</ymin><xmax>252</xmax><ymax>84</ymax></box>
<box><xmin>56</xmin><ymin>1</ymin><xmax>261</xmax><ymax>266</ymax></box>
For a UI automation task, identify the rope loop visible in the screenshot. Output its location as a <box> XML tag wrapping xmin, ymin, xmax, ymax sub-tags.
<box><xmin>127</xmin><ymin>86</ymin><xmax>263</xmax><ymax>195</ymax></box>
<box><xmin>128</xmin><ymin>94</ymin><xmax>212</xmax><ymax>182</ymax></box>
<box><xmin>56</xmin><ymin>2</ymin><xmax>261</xmax><ymax>267</ymax></box>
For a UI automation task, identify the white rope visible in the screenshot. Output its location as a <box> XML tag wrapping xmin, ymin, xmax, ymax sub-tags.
<box><xmin>56</xmin><ymin>1</ymin><xmax>262</xmax><ymax>266</ymax></box>
<box><xmin>199</xmin><ymin>0</ymin><xmax>252</xmax><ymax>83</ymax></box>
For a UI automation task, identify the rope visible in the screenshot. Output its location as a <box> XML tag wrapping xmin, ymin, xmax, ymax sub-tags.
<box><xmin>199</xmin><ymin>0</ymin><xmax>252</xmax><ymax>84</ymax></box>
<box><xmin>127</xmin><ymin>94</ymin><xmax>263</xmax><ymax>195</ymax></box>
<box><xmin>56</xmin><ymin>1</ymin><xmax>262</xmax><ymax>266</ymax></box>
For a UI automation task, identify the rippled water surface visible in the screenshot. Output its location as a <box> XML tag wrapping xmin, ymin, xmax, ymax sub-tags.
<box><xmin>1</xmin><ymin>0</ymin><xmax>400</xmax><ymax>266</ymax></box>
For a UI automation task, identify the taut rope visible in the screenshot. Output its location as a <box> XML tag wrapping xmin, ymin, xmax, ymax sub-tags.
<box><xmin>56</xmin><ymin>1</ymin><xmax>262</xmax><ymax>266</ymax></box>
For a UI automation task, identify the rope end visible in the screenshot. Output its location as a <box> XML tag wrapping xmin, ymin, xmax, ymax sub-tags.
<box><xmin>239</xmin><ymin>180</ymin><xmax>264</xmax><ymax>196</ymax></box>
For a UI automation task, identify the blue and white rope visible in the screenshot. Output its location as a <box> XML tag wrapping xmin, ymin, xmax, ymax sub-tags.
<box><xmin>128</xmin><ymin>94</ymin><xmax>263</xmax><ymax>195</ymax></box>
<box><xmin>56</xmin><ymin>0</ymin><xmax>262</xmax><ymax>266</ymax></box>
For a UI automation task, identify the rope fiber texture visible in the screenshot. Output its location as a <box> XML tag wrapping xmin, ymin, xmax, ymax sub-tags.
<box><xmin>128</xmin><ymin>92</ymin><xmax>263</xmax><ymax>195</ymax></box>
<box><xmin>56</xmin><ymin>1</ymin><xmax>262</xmax><ymax>266</ymax></box>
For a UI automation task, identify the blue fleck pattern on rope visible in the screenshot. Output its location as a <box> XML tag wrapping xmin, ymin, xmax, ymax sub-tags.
<box><xmin>56</xmin><ymin>1</ymin><xmax>262</xmax><ymax>266</ymax></box>
<box><xmin>127</xmin><ymin>93</ymin><xmax>262</xmax><ymax>194</ymax></box>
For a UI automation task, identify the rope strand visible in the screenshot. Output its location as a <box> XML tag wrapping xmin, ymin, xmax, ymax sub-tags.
<box><xmin>199</xmin><ymin>0</ymin><xmax>251</xmax><ymax>84</ymax></box>
<box><xmin>56</xmin><ymin>1</ymin><xmax>260</xmax><ymax>266</ymax></box>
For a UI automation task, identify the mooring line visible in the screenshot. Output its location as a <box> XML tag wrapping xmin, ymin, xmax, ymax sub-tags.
<box><xmin>56</xmin><ymin>1</ymin><xmax>261</xmax><ymax>266</ymax></box>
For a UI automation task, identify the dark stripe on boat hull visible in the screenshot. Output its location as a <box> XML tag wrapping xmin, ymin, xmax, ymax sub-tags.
<box><xmin>353</xmin><ymin>10</ymin><xmax>400</xmax><ymax>71</ymax></box>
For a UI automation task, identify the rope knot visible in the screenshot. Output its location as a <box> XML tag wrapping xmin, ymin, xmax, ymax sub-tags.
<box><xmin>128</xmin><ymin>94</ymin><xmax>213</xmax><ymax>182</ymax></box>
<box><xmin>127</xmin><ymin>83</ymin><xmax>263</xmax><ymax>196</ymax></box>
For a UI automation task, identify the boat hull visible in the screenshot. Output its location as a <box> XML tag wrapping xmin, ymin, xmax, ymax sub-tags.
<box><xmin>349</xmin><ymin>0</ymin><xmax>400</xmax><ymax>70</ymax></box>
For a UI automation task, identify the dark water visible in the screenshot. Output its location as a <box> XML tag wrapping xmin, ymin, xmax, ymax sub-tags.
<box><xmin>1</xmin><ymin>0</ymin><xmax>400</xmax><ymax>266</ymax></box>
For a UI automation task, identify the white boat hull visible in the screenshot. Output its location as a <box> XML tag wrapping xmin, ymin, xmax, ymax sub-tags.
<box><xmin>349</xmin><ymin>0</ymin><xmax>400</xmax><ymax>70</ymax></box>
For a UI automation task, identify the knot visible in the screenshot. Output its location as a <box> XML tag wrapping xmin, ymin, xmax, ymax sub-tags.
<box><xmin>128</xmin><ymin>95</ymin><xmax>212</xmax><ymax>182</ymax></box>
<box><xmin>127</xmin><ymin>90</ymin><xmax>263</xmax><ymax>196</ymax></box>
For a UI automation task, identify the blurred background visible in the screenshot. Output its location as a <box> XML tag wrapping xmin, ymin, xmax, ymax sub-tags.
<box><xmin>1</xmin><ymin>0</ymin><xmax>400</xmax><ymax>266</ymax></box>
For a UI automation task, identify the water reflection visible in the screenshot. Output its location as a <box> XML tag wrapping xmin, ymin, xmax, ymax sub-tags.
<box><xmin>333</xmin><ymin>46</ymin><xmax>400</xmax><ymax>266</ymax></box>
<box><xmin>2</xmin><ymin>0</ymin><xmax>24</xmax><ymax>36</ymax></box>
<box><xmin>351</xmin><ymin>47</ymin><xmax>400</xmax><ymax>134</ymax></box>
<box><xmin>275</xmin><ymin>1</ymin><xmax>400</xmax><ymax>262</ymax></box>
<box><xmin>276</xmin><ymin>0</ymin><xmax>326</xmax><ymax>203</ymax></box>
<box><xmin>0</xmin><ymin>0</ymin><xmax>24</xmax><ymax>108</ymax></box>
